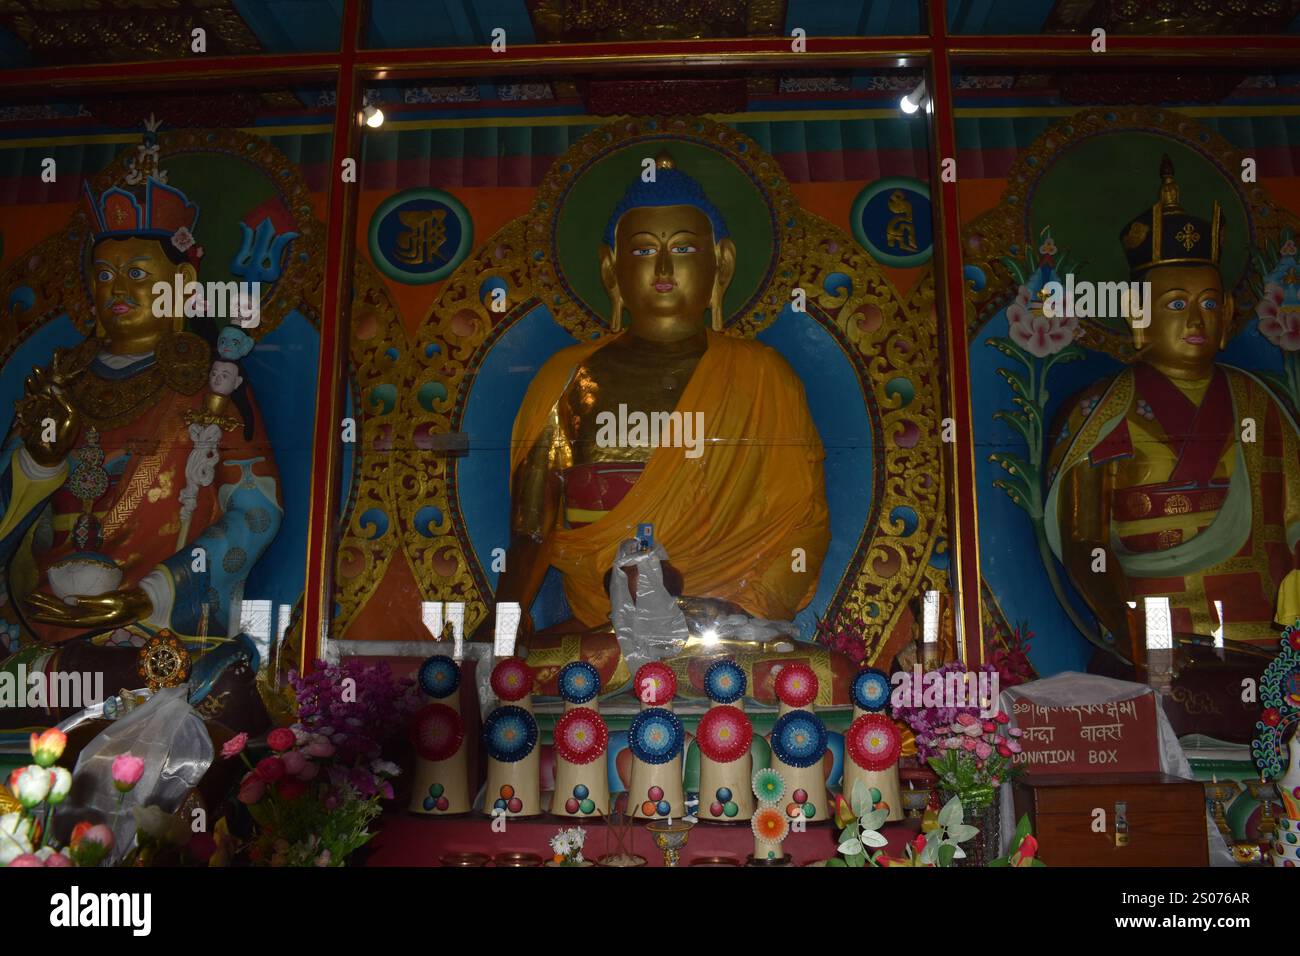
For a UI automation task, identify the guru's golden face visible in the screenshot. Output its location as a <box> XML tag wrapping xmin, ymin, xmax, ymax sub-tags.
<box><xmin>91</xmin><ymin>236</ymin><xmax>192</xmax><ymax>346</ymax></box>
<box><xmin>1141</xmin><ymin>264</ymin><xmax>1231</xmax><ymax>375</ymax></box>
<box><xmin>604</xmin><ymin>205</ymin><xmax>727</xmax><ymax>323</ymax></box>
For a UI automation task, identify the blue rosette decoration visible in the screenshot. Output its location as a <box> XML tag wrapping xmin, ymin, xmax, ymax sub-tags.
<box><xmin>558</xmin><ymin>660</ymin><xmax>602</xmax><ymax>704</ymax></box>
<box><xmin>770</xmin><ymin>709</ymin><xmax>828</xmax><ymax>768</ymax></box>
<box><xmin>704</xmin><ymin>659</ymin><xmax>746</xmax><ymax>704</ymax></box>
<box><xmin>482</xmin><ymin>705</ymin><xmax>539</xmax><ymax>763</ymax></box>
<box><xmin>418</xmin><ymin>655</ymin><xmax>460</xmax><ymax>699</ymax></box>
<box><xmin>628</xmin><ymin>707</ymin><xmax>685</xmax><ymax>765</ymax></box>
<box><xmin>851</xmin><ymin>667</ymin><xmax>892</xmax><ymax>712</ymax></box>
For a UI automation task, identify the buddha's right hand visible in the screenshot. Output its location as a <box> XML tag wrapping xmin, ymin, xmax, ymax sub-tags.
<box><xmin>15</xmin><ymin>363</ymin><xmax>80</xmax><ymax>467</ymax></box>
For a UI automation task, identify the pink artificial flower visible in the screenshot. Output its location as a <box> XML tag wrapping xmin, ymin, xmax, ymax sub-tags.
<box><xmin>43</xmin><ymin>850</ymin><xmax>71</xmax><ymax>867</ymax></box>
<box><xmin>1007</xmin><ymin>739</ymin><xmax>1023</xmax><ymax>754</ymax></box>
<box><xmin>296</xmin><ymin>761</ymin><xmax>320</xmax><ymax>782</ymax></box>
<box><xmin>963</xmin><ymin>722</ymin><xmax>983</xmax><ymax>737</ymax></box>
<box><xmin>991</xmin><ymin>776</ymin><xmax>1001</xmax><ymax>787</ymax></box>
<box><xmin>304</xmin><ymin>736</ymin><xmax>335</xmax><ymax>759</ymax></box>
<box><xmin>1257</xmin><ymin>282</ymin><xmax>1285</xmax><ymax>323</ymax></box>
<box><xmin>975</xmin><ymin>741</ymin><xmax>993</xmax><ymax>759</ymax></box>
<box><xmin>238</xmin><ymin>772</ymin><xmax>266</xmax><ymax>804</ymax></box>
<box><xmin>995</xmin><ymin>711</ymin><xmax>1010</xmax><ymax>724</ymax></box>
<box><xmin>961</xmin><ymin>737</ymin><xmax>978</xmax><ymax>752</ymax></box>
<box><xmin>7</xmin><ymin>854</ymin><xmax>44</xmax><ymax>867</ymax></box>
<box><xmin>78</xmin><ymin>824</ymin><xmax>114</xmax><ymax>851</ymax></box>
<box><xmin>1008</xmin><ymin>727</ymin><xmax>1023</xmax><ymax>737</ymax></box>
<box><xmin>956</xmin><ymin>713</ymin><xmax>977</xmax><ymax>727</ymax></box>
<box><xmin>997</xmin><ymin>742</ymin><xmax>1012</xmax><ymax>758</ymax></box>
<box><xmin>266</xmin><ymin>728</ymin><xmax>296</xmax><ymax>753</ymax></box>
<box><xmin>281</xmin><ymin>749</ymin><xmax>307</xmax><ymax>777</ymax></box>
<box><xmin>220</xmin><ymin>732</ymin><xmax>248</xmax><ymax>759</ymax></box>
<box><xmin>982</xmin><ymin>720</ymin><xmax>997</xmax><ymax>733</ymax></box>
<box><xmin>111</xmin><ymin>753</ymin><xmax>144</xmax><ymax>792</ymax></box>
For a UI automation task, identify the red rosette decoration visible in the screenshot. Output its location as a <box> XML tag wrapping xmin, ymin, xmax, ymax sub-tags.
<box><xmin>633</xmin><ymin>661</ymin><xmax>677</xmax><ymax>706</ymax></box>
<box><xmin>773</xmin><ymin>662</ymin><xmax>818</xmax><ymax>708</ymax></box>
<box><xmin>410</xmin><ymin>703</ymin><xmax>464</xmax><ymax>762</ymax></box>
<box><xmin>695</xmin><ymin>705</ymin><xmax>753</xmax><ymax>763</ymax></box>
<box><xmin>846</xmin><ymin>713</ymin><xmax>902</xmax><ymax>771</ymax></box>
<box><xmin>553</xmin><ymin>707</ymin><xmax>609</xmax><ymax>765</ymax></box>
<box><xmin>490</xmin><ymin>656</ymin><xmax>534</xmax><ymax>702</ymax></box>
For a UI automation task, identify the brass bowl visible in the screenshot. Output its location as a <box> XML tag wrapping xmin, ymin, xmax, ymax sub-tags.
<box><xmin>493</xmin><ymin>851</ymin><xmax>543</xmax><ymax>867</ymax></box>
<box><xmin>441</xmin><ymin>852</ymin><xmax>491</xmax><ymax>867</ymax></box>
<box><xmin>689</xmin><ymin>855</ymin><xmax>742</xmax><ymax>866</ymax></box>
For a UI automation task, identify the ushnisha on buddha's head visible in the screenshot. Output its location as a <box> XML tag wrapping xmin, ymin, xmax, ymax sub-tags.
<box><xmin>82</xmin><ymin>177</ymin><xmax>203</xmax><ymax>354</ymax></box>
<box><xmin>1120</xmin><ymin>155</ymin><xmax>1233</xmax><ymax>380</ymax></box>
<box><xmin>599</xmin><ymin>150</ymin><xmax>737</xmax><ymax>339</ymax></box>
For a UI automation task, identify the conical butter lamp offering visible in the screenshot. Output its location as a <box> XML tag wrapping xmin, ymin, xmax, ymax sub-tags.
<box><xmin>768</xmin><ymin>662</ymin><xmax>829</xmax><ymax>822</ymax></box>
<box><xmin>842</xmin><ymin>668</ymin><xmax>904</xmax><ymax>822</ymax></box>
<box><xmin>628</xmin><ymin>661</ymin><xmax>685</xmax><ymax>820</ymax></box>
<box><xmin>697</xmin><ymin>660</ymin><xmax>754</xmax><ymax>822</ymax></box>
<box><xmin>482</xmin><ymin>656</ymin><xmax>540</xmax><ymax>818</ymax></box>
<box><xmin>409</xmin><ymin>655</ymin><xmax>470</xmax><ymax>815</ymax></box>
<box><xmin>552</xmin><ymin>661</ymin><xmax>610</xmax><ymax>818</ymax></box>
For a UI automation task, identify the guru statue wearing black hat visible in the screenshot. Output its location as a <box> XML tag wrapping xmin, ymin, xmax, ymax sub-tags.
<box><xmin>1045</xmin><ymin>155</ymin><xmax>1300</xmax><ymax>663</ymax></box>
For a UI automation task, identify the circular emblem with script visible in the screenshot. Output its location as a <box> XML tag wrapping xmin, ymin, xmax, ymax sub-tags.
<box><xmin>369</xmin><ymin>188</ymin><xmax>473</xmax><ymax>284</ymax></box>
<box><xmin>851</xmin><ymin>177</ymin><xmax>933</xmax><ymax>268</ymax></box>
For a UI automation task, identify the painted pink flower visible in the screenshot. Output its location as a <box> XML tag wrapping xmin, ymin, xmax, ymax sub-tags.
<box><xmin>220</xmin><ymin>732</ymin><xmax>248</xmax><ymax>759</ymax></box>
<box><xmin>1011</xmin><ymin>309</ymin><xmax>1076</xmax><ymax>357</ymax></box>
<box><xmin>238</xmin><ymin>772</ymin><xmax>266</xmax><ymax>804</ymax></box>
<box><xmin>1284</xmin><ymin>240</ymin><xmax>1298</xmax><ymax>257</ymax></box>
<box><xmin>1259</xmin><ymin>305</ymin><xmax>1300</xmax><ymax>351</ymax></box>
<box><xmin>111</xmin><ymin>753</ymin><xmax>144</xmax><ymax>792</ymax></box>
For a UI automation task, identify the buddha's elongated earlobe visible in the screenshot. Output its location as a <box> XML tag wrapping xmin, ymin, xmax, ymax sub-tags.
<box><xmin>610</xmin><ymin>287</ymin><xmax>623</xmax><ymax>333</ymax></box>
<box><xmin>710</xmin><ymin>277</ymin><xmax>724</xmax><ymax>332</ymax></box>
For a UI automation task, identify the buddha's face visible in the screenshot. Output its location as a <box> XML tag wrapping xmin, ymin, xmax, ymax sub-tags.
<box><xmin>1138</xmin><ymin>264</ymin><xmax>1232</xmax><ymax>377</ymax></box>
<box><xmin>91</xmin><ymin>236</ymin><xmax>195</xmax><ymax>351</ymax></box>
<box><xmin>600</xmin><ymin>204</ymin><xmax>735</xmax><ymax>334</ymax></box>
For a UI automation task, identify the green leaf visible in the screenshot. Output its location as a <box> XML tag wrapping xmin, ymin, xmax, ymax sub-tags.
<box><xmin>988</xmin><ymin>857</ymin><xmax>1009</xmax><ymax>867</ymax></box>
<box><xmin>860</xmin><ymin>807</ymin><xmax>889</xmax><ymax>832</ymax></box>
<box><xmin>847</xmin><ymin>851</ymin><xmax>868</xmax><ymax>868</ymax></box>
<box><xmin>824</xmin><ymin>858</ymin><xmax>847</xmax><ymax>867</ymax></box>
<box><xmin>838</xmin><ymin>837</ymin><xmax>864</xmax><ymax>856</ymax></box>
<box><xmin>1032</xmin><ymin>858</ymin><xmax>1047</xmax><ymax>867</ymax></box>
<box><xmin>861</xmin><ymin>829</ymin><xmax>889</xmax><ymax>848</ymax></box>
<box><xmin>938</xmin><ymin>795</ymin><xmax>963</xmax><ymax>828</ymax></box>
<box><xmin>851</xmin><ymin>778</ymin><xmax>870</xmax><ymax>818</ymax></box>
<box><xmin>1014</xmin><ymin>813</ymin><xmax>1032</xmax><ymax>845</ymax></box>
<box><xmin>995</xmin><ymin>365</ymin><xmax>1031</xmax><ymax>400</ymax></box>
<box><xmin>919</xmin><ymin>840</ymin><xmax>940</xmax><ymax>865</ymax></box>
<box><xmin>938</xmin><ymin>843</ymin><xmax>957</xmax><ymax>867</ymax></box>
<box><xmin>949</xmin><ymin>824</ymin><xmax>980</xmax><ymax>843</ymax></box>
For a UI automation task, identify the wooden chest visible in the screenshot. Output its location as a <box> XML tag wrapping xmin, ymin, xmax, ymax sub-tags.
<box><xmin>1012</xmin><ymin>772</ymin><xmax>1208</xmax><ymax>867</ymax></box>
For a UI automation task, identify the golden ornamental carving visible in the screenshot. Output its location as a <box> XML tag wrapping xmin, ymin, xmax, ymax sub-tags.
<box><xmin>395</xmin><ymin>116</ymin><xmax>944</xmax><ymax>650</ymax></box>
<box><xmin>961</xmin><ymin>106</ymin><xmax>1300</xmax><ymax>362</ymax></box>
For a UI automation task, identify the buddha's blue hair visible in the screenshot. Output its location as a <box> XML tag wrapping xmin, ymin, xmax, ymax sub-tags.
<box><xmin>602</xmin><ymin>166</ymin><xmax>729</xmax><ymax>248</ymax></box>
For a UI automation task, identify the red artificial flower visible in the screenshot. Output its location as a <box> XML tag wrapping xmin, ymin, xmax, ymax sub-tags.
<box><xmin>1018</xmin><ymin>834</ymin><xmax>1038</xmax><ymax>861</ymax></box>
<box><xmin>266</xmin><ymin>728</ymin><xmax>296</xmax><ymax>752</ymax></box>
<box><xmin>278</xmin><ymin>777</ymin><xmax>308</xmax><ymax>801</ymax></box>
<box><xmin>188</xmin><ymin>832</ymin><xmax>217</xmax><ymax>863</ymax></box>
<box><xmin>255</xmin><ymin>756</ymin><xmax>286</xmax><ymax>782</ymax></box>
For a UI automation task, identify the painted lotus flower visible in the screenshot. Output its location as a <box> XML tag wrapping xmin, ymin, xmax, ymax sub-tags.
<box><xmin>1007</xmin><ymin>288</ymin><xmax>1078</xmax><ymax>358</ymax></box>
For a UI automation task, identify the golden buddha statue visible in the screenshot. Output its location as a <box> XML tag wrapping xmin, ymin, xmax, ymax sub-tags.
<box><xmin>477</xmin><ymin>151</ymin><xmax>858</xmax><ymax>704</ymax></box>
<box><xmin>1046</xmin><ymin>155</ymin><xmax>1300</xmax><ymax>665</ymax></box>
<box><xmin>0</xmin><ymin>164</ymin><xmax>282</xmax><ymax>731</ymax></box>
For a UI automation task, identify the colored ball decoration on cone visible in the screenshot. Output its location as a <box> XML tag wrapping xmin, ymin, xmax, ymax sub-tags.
<box><xmin>558</xmin><ymin>660</ymin><xmax>601</xmax><ymax>704</ymax></box>
<box><xmin>851</xmin><ymin>667</ymin><xmax>892</xmax><ymax>712</ymax></box>
<box><xmin>410</xmin><ymin>703</ymin><xmax>464</xmax><ymax>761</ymax></box>
<box><xmin>704</xmin><ymin>659</ymin><xmax>747</xmax><ymax>704</ymax></box>
<box><xmin>553</xmin><ymin>707</ymin><xmax>609</xmax><ymax>765</ymax></box>
<box><xmin>752</xmin><ymin>767</ymin><xmax>786</xmax><ymax>802</ymax></box>
<box><xmin>846</xmin><ymin>713</ymin><xmax>903</xmax><ymax>771</ymax></box>
<box><xmin>490</xmin><ymin>657</ymin><xmax>534</xmax><ymax>702</ymax></box>
<box><xmin>633</xmin><ymin>661</ymin><xmax>677</xmax><ymax>706</ymax></box>
<box><xmin>628</xmin><ymin>707</ymin><xmax>684</xmax><ymax>764</ymax></box>
<box><xmin>482</xmin><ymin>705</ymin><xmax>538</xmax><ymax>762</ymax></box>
<box><xmin>751</xmin><ymin>805</ymin><xmax>790</xmax><ymax>843</ymax></box>
<box><xmin>770</xmin><ymin>709</ymin><xmax>828</xmax><ymax>768</ymax></box>
<box><xmin>773</xmin><ymin>662</ymin><xmax>818</xmax><ymax>707</ymax></box>
<box><xmin>418</xmin><ymin>655</ymin><xmax>460</xmax><ymax>699</ymax></box>
<box><xmin>695</xmin><ymin>704</ymin><xmax>753</xmax><ymax>763</ymax></box>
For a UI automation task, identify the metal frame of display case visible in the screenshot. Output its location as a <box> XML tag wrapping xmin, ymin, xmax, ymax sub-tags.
<box><xmin>4</xmin><ymin>0</ymin><xmax>1300</xmax><ymax>673</ymax></box>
